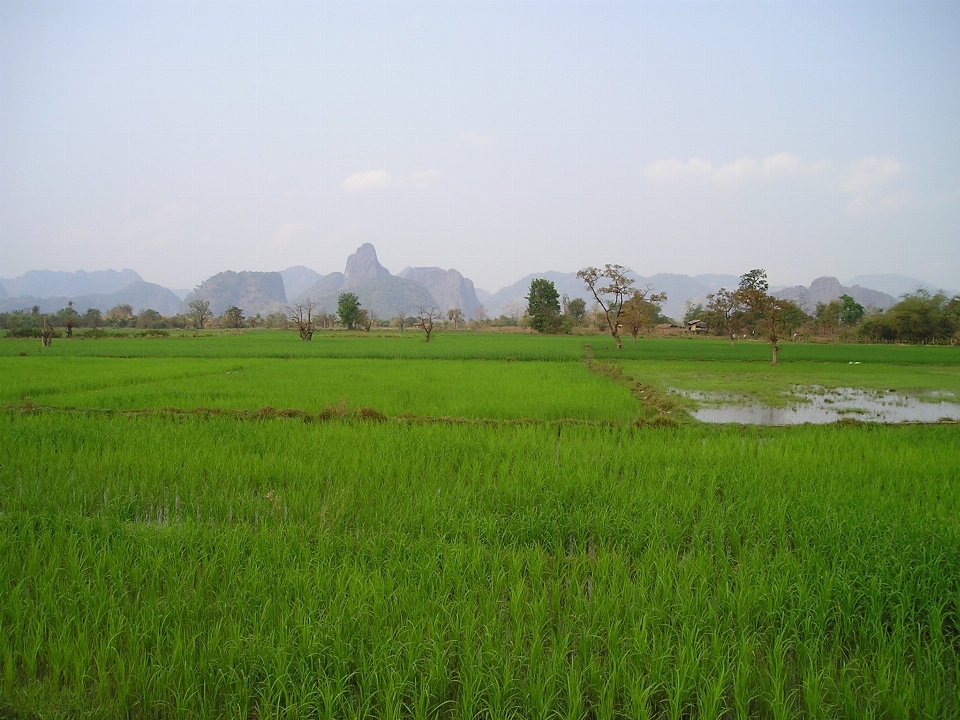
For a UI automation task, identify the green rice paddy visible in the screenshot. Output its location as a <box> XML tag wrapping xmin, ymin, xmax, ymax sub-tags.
<box><xmin>2</xmin><ymin>331</ymin><xmax>959</xmax><ymax>717</ymax></box>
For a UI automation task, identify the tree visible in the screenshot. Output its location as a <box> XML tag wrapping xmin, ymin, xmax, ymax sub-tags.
<box><xmin>40</xmin><ymin>316</ymin><xmax>54</xmax><ymax>347</ymax></box>
<box><xmin>577</xmin><ymin>264</ymin><xmax>636</xmax><ymax>349</ymax></box>
<box><xmin>137</xmin><ymin>308</ymin><xmax>163</xmax><ymax>329</ymax></box>
<box><xmin>287</xmin><ymin>302</ymin><xmax>317</xmax><ymax>341</ymax></box>
<box><xmin>105</xmin><ymin>304</ymin><xmax>134</xmax><ymax>327</ymax></box>
<box><xmin>839</xmin><ymin>294</ymin><xmax>865</xmax><ymax>326</ymax></box>
<box><xmin>83</xmin><ymin>308</ymin><xmax>102</xmax><ymax>329</ymax></box>
<box><xmin>704</xmin><ymin>288</ymin><xmax>745</xmax><ymax>345</ymax></box>
<box><xmin>415</xmin><ymin>306</ymin><xmax>443</xmax><ymax>342</ymax></box>
<box><xmin>56</xmin><ymin>301</ymin><xmax>80</xmax><ymax>337</ymax></box>
<box><xmin>620</xmin><ymin>288</ymin><xmax>667</xmax><ymax>342</ymax></box>
<box><xmin>473</xmin><ymin>305</ymin><xmax>488</xmax><ymax>323</ymax></box>
<box><xmin>337</xmin><ymin>292</ymin><xmax>361</xmax><ymax>330</ymax></box>
<box><xmin>565</xmin><ymin>297</ymin><xmax>587</xmax><ymax>327</ymax></box>
<box><xmin>188</xmin><ymin>299</ymin><xmax>211</xmax><ymax>329</ymax></box>
<box><xmin>447</xmin><ymin>308</ymin><xmax>465</xmax><ymax>330</ymax></box>
<box><xmin>357</xmin><ymin>308</ymin><xmax>375</xmax><ymax>332</ymax></box>
<box><xmin>223</xmin><ymin>306</ymin><xmax>245</xmax><ymax>329</ymax></box>
<box><xmin>733</xmin><ymin>269</ymin><xmax>807</xmax><ymax>365</ymax></box>
<box><xmin>526</xmin><ymin>279</ymin><xmax>562</xmax><ymax>333</ymax></box>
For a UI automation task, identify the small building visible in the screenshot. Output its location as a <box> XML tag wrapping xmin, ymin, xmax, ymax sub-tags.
<box><xmin>686</xmin><ymin>319</ymin><xmax>708</xmax><ymax>334</ymax></box>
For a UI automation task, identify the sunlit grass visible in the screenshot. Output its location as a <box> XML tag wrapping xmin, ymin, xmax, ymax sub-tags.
<box><xmin>2</xmin><ymin>413</ymin><xmax>958</xmax><ymax>717</ymax></box>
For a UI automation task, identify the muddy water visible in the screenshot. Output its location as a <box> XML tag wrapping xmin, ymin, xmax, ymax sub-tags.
<box><xmin>674</xmin><ymin>387</ymin><xmax>960</xmax><ymax>425</ymax></box>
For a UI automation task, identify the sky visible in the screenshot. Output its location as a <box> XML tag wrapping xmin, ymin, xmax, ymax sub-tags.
<box><xmin>1</xmin><ymin>0</ymin><xmax>958</xmax><ymax>293</ymax></box>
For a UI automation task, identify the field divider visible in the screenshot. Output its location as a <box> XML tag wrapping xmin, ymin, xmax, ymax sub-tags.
<box><xmin>0</xmin><ymin>402</ymin><xmax>638</xmax><ymax>430</ymax></box>
<box><xmin>582</xmin><ymin>344</ymin><xmax>691</xmax><ymax>426</ymax></box>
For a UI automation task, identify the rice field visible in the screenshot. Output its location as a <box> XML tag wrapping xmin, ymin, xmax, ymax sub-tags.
<box><xmin>2</xmin><ymin>331</ymin><xmax>959</xmax><ymax>717</ymax></box>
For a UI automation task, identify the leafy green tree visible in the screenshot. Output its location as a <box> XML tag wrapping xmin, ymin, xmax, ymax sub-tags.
<box><xmin>839</xmin><ymin>294</ymin><xmax>865</xmax><ymax>326</ymax></box>
<box><xmin>223</xmin><ymin>306</ymin><xmax>245</xmax><ymax>329</ymax></box>
<box><xmin>83</xmin><ymin>308</ymin><xmax>102</xmax><ymax>329</ymax></box>
<box><xmin>564</xmin><ymin>296</ymin><xmax>587</xmax><ymax>327</ymax></box>
<box><xmin>526</xmin><ymin>278</ymin><xmax>562</xmax><ymax>333</ymax></box>
<box><xmin>137</xmin><ymin>308</ymin><xmax>163</xmax><ymax>329</ymax></box>
<box><xmin>859</xmin><ymin>290</ymin><xmax>958</xmax><ymax>344</ymax></box>
<box><xmin>56</xmin><ymin>301</ymin><xmax>80</xmax><ymax>337</ymax></box>
<box><xmin>337</xmin><ymin>293</ymin><xmax>361</xmax><ymax>329</ymax></box>
<box><xmin>188</xmin><ymin>299</ymin><xmax>211</xmax><ymax>329</ymax></box>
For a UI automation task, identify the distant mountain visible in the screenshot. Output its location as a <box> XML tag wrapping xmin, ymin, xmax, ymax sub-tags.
<box><xmin>845</xmin><ymin>274</ymin><xmax>942</xmax><ymax>299</ymax></box>
<box><xmin>280</xmin><ymin>266</ymin><xmax>323</xmax><ymax>300</ymax></box>
<box><xmin>292</xmin><ymin>245</ymin><xmax>438</xmax><ymax>318</ymax></box>
<box><xmin>398</xmin><ymin>266</ymin><xmax>480</xmax><ymax>317</ymax></box>
<box><xmin>343</xmin><ymin>243</ymin><xmax>391</xmax><ymax>288</ymax></box>
<box><xmin>0</xmin><ymin>283</ymin><xmax>6</xmax><ymax>300</ymax></box>
<box><xmin>774</xmin><ymin>277</ymin><xmax>896</xmax><ymax>312</ymax></box>
<box><xmin>170</xmin><ymin>288</ymin><xmax>193</xmax><ymax>301</ymax></box>
<box><xmin>184</xmin><ymin>271</ymin><xmax>287</xmax><ymax>316</ymax></box>
<box><xmin>0</xmin><ymin>281</ymin><xmax>183</xmax><ymax>315</ymax></box>
<box><xmin>295</xmin><ymin>276</ymin><xmax>437</xmax><ymax>318</ymax></box>
<box><xmin>293</xmin><ymin>249</ymin><xmax>437</xmax><ymax>317</ymax></box>
<box><xmin>0</xmin><ymin>268</ymin><xmax>142</xmax><ymax>298</ymax></box>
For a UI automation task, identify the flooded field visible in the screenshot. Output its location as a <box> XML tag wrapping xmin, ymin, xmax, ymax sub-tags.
<box><xmin>675</xmin><ymin>386</ymin><xmax>960</xmax><ymax>425</ymax></box>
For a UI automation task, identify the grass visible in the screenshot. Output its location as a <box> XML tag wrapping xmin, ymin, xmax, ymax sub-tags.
<box><xmin>2</xmin><ymin>330</ymin><xmax>959</xmax><ymax>717</ymax></box>
<box><xmin>0</xmin><ymin>356</ymin><xmax>640</xmax><ymax>422</ymax></box>
<box><xmin>2</xmin><ymin>413</ymin><xmax>959</xmax><ymax>717</ymax></box>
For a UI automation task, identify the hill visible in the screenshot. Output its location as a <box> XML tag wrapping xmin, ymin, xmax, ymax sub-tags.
<box><xmin>774</xmin><ymin>277</ymin><xmax>896</xmax><ymax>312</ymax></box>
<box><xmin>279</xmin><ymin>266</ymin><xmax>323</xmax><ymax>300</ymax></box>
<box><xmin>0</xmin><ymin>268</ymin><xmax>142</xmax><ymax>298</ymax></box>
<box><xmin>0</xmin><ymin>281</ymin><xmax>183</xmax><ymax>315</ymax></box>
<box><xmin>398</xmin><ymin>267</ymin><xmax>480</xmax><ymax>317</ymax></box>
<box><xmin>184</xmin><ymin>271</ymin><xmax>287</xmax><ymax>316</ymax></box>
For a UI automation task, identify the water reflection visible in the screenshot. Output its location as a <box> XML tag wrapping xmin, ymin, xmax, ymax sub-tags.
<box><xmin>674</xmin><ymin>387</ymin><xmax>960</xmax><ymax>425</ymax></box>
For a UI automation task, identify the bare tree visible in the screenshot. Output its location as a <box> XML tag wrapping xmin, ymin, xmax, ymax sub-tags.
<box><xmin>577</xmin><ymin>264</ymin><xmax>635</xmax><ymax>349</ymax></box>
<box><xmin>287</xmin><ymin>301</ymin><xmax>317</xmax><ymax>341</ymax></box>
<box><xmin>40</xmin><ymin>317</ymin><xmax>54</xmax><ymax>347</ymax></box>
<box><xmin>415</xmin><ymin>305</ymin><xmax>443</xmax><ymax>342</ymax></box>
<box><xmin>473</xmin><ymin>304</ymin><xmax>488</xmax><ymax>322</ymax></box>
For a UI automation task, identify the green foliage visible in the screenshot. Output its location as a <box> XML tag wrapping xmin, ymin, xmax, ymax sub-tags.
<box><xmin>859</xmin><ymin>290</ymin><xmax>959</xmax><ymax>344</ymax></box>
<box><xmin>222</xmin><ymin>305</ymin><xmax>245</xmax><ymax>329</ymax></box>
<box><xmin>526</xmin><ymin>278</ymin><xmax>562</xmax><ymax>333</ymax></box>
<box><xmin>337</xmin><ymin>292</ymin><xmax>361</xmax><ymax>329</ymax></box>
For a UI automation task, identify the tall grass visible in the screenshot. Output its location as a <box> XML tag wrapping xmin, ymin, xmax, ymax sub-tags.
<box><xmin>0</xmin><ymin>357</ymin><xmax>639</xmax><ymax>421</ymax></box>
<box><xmin>3</xmin><ymin>412</ymin><xmax>959</xmax><ymax>717</ymax></box>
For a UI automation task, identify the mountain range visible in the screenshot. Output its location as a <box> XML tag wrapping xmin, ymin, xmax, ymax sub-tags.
<box><xmin>1</xmin><ymin>246</ymin><xmax>951</xmax><ymax>321</ymax></box>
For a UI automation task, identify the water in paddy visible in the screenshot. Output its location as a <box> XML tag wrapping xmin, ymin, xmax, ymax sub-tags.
<box><xmin>674</xmin><ymin>387</ymin><xmax>960</xmax><ymax>425</ymax></box>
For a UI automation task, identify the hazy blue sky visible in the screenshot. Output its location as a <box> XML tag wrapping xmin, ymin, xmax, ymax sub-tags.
<box><xmin>1</xmin><ymin>0</ymin><xmax>958</xmax><ymax>292</ymax></box>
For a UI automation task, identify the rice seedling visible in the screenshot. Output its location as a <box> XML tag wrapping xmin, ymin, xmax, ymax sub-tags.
<box><xmin>1</xmin><ymin>411</ymin><xmax>958</xmax><ymax>717</ymax></box>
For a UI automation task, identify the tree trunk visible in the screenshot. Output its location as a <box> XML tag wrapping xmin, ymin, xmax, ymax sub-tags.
<box><xmin>613</xmin><ymin>331</ymin><xmax>622</xmax><ymax>349</ymax></box>
<box><xmin>771</xmin><ymin>342</ymin><xmax>779</xmax><ymax>366</ymax></box>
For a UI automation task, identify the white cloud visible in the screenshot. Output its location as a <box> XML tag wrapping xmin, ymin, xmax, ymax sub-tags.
<box><xmin>340</xmin><ymin>168</ymin><xmax>445</xmax><ymax>193</ymax></box>
<box><xmin>846</xmin><ymin>191</ymin><xmax>912</xmax><ymax>216</ymax></box>
<box><xmin>645</xmin><ymin>157</ymin><xmax>713</xmax><ymax>183</ymax></box>
<box><xmin>836</xmin><ymin>156</ymin><xmax>908</xmax><ymax>216</ymax></box>
<box><xmin>645</xmin><ymin>153</ymin><xmax>802</xmax><ymax>187</ymax></box>
<box><xmin>838</xmin><ymin>156</ymin><xmax>902</xmax><ymax>194</ymax></box>
<box><xmin>456</xmin><ymin>132</ymin><xmax>496</xmax><ymax>148</ymax></box>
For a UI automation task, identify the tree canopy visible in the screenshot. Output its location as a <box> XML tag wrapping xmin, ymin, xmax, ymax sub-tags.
<box><xmin>526</xmin><ymin>278</ymin><xmax>562</xmax><ymax>333</ymax></box>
